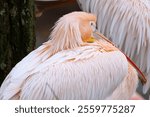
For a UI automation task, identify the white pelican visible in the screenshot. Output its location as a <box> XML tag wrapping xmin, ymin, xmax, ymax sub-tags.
<box><xmin>0</xmin><ymin>12</ymin><xmax>140</xmax><ymax>100</ymax></box>
<box><xmin>77</xmin><ymin>0</ymin><xmax>150</xmax><ymax>94</ymax></box>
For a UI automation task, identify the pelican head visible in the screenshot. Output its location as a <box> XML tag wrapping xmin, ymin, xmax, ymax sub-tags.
<box><xmin>49</xmin><ymin>12</ymin><xmax>97</xmax><ymax>53</ymax></box>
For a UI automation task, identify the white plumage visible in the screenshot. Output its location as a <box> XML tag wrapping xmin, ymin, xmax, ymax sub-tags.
<box><xmin>0</xmin><ymin>12</ymin><xmax>138</xmax><ymax>100</ymax></box>
<box><xmin>77</xmin><ymin>0</ymin><xmax>150</xmax><ymax>93</ymax></box>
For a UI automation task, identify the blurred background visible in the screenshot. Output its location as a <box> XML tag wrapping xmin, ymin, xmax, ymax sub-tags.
<box><xmin>35</xmin><ymin>0</ymin><xmax>80</xmax><ymax>47</ymax></box>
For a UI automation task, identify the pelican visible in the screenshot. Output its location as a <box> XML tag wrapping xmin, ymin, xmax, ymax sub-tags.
<box><xmin>0</xmin><ymin>12</ymin><xmax>139</xmax><ymax>100</ymax></box>
<box><xmin>77</xmin><ymin>0</ymin><xmax>150</xmax><ymax>94</ymax></box>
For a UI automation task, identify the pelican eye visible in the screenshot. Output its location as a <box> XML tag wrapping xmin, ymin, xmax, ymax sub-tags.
<box><xmin>89</xmin><ymin>21</ymin><xmax>96</xmax><ymax>32</ymax></box>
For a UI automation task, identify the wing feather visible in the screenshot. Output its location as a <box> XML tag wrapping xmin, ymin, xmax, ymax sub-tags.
<box><xmin>0</xmin><ymin>38</ymin><xmax>129</xmax><ymax>100</ymax></box>
<box><xmin>0</xmin><ymin>45</ymin><xmax>128</xmax><ymax>99</ymax></box>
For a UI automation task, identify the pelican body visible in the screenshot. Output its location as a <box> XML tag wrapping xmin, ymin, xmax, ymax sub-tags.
<box><xmin>0</xmin><ymin>12</ymin><xmax>138</xmax><ymax>100</ymax></box>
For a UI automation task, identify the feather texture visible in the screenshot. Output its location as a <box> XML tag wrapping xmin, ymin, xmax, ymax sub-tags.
<box><xmin>0</xmin><ymin>43</ymin><xmax>129</xmax><ymax>99</ymax></box>
<box><xmin>77</xmin><ymin>0</ymin><xmax>150</xmax><ymax>93</ymax></box>
<box><xmin>0</xmin><ymin>11</ymin><xmax>138</xmax><ymax>100</ymax></box>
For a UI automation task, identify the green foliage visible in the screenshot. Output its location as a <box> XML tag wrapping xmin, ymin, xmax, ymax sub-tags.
<box><xmin>0</xmin><ymin>0</ymin><xmax>35</xmax><ymax>85</ymax></box>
